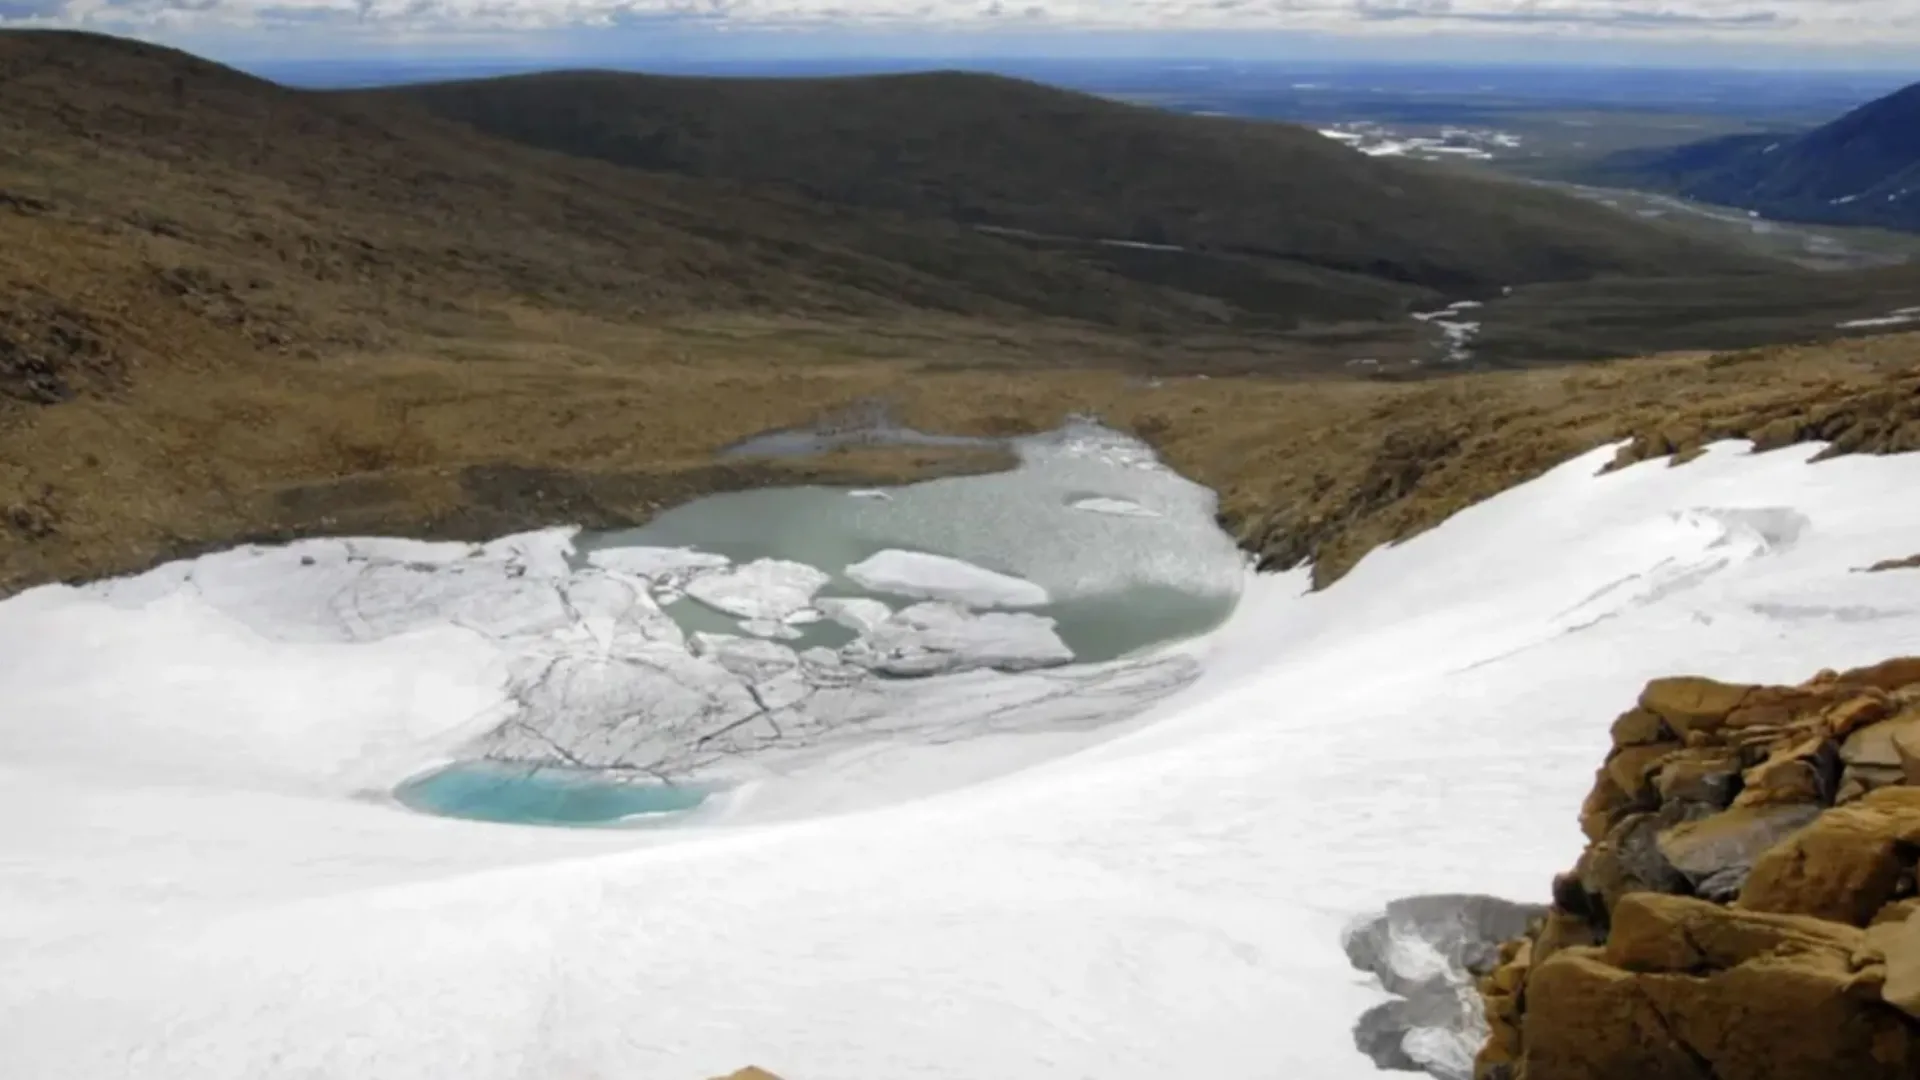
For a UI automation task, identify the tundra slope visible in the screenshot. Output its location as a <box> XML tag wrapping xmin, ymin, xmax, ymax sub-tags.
<box><xmin>5</xmin><ymin>31</ymin><xmax>1920</xmax><ymax>602</ymax></box>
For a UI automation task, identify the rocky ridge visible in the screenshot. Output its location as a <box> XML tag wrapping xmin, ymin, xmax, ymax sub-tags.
<box><xmin>1476</xmin><ymin>659</ymin><xmax>1920</xmax><ymax>1080</ymax></box>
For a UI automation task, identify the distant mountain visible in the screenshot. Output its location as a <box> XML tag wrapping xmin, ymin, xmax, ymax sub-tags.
<box><xmin>362</xmin><ymin>69</ymin><xmax>1768</xmax><ymax>298</ymax></box>
<box><xmin>1589</xmin><ymin>81</ymin><xmax>1920</xmax><ymax>232</ymax></box>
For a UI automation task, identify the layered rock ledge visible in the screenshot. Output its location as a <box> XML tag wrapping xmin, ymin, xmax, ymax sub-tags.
<box><xmin>1476</xmin><ymin>659</ymin><xmax>1920</xmax><ymax>1080</ymax></box>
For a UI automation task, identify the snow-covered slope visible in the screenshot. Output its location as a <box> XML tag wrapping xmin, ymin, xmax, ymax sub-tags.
<box><xmin>5</xmin><ymin>440</ymin><xmax>1920</xmax><ymax>1080</ymax></box>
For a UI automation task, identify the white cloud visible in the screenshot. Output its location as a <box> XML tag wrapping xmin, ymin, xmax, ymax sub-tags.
<box><xmin>13</xmin><ymin>0</ymin><xmax>1920</xmax><ymax>45</ymax></box>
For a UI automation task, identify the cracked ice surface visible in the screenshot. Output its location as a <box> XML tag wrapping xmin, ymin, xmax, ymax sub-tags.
<box><xmin>15</xmin><ymin>527</ymin><xmax>1201</xmax><ymax>794</ymax></box>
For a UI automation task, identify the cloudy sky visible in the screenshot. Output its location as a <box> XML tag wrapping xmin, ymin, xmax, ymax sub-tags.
<box><xmin>5</xmin><ymin>0</ymin><xmax>1918</xmax><ymax>65</ymax></box>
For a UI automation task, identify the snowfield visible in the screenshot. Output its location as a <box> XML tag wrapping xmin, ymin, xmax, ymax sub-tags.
<box><xmin>5</xmin><ymin>440</ymin><xmax>1920</xmax><ymax>1080</ymax></box>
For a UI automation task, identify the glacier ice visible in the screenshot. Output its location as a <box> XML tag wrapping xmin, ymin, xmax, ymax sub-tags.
<box><xmin>842</xmin><ymin>601</ymin><xmax>1074</xmax><ymax>676</ymax></box>
<box><xmin>845</xmin><ymin>549</ymin><xmax>1050</xmax><ymax>608</ymax></box>
<box><xmin>684</xmin><ymin>558</ymin><xmax>831</xmax><ymax>621</ymax></box>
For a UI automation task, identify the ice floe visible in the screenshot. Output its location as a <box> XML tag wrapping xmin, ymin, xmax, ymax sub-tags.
<box><xmin>684</xmin><ymin>558</ymin><xmax>831</xmax><ymax>622</ymax></box>
<box><xmin>841</xmin><ymin>601</ymin><xmax>1075</xmax><ymax>677</ymax></box>
<box><xmin>816</xmin><ymin>596</ymin><xmax>895</xmax><ymax>634</ymax></box>
<box><xmin>845</xmin><ymin>549</ymin><xmax>1051</xmax><ymax>608</ymax></box>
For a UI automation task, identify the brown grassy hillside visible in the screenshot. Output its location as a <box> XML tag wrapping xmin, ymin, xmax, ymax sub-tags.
<box><xmin>368</xmin><ymin>68</ymin><xmax>1769</xmax><ymax>294</ymax></box>
<box><xmin>3</xmin><ymin>31</ymin><xmax>1919</xmax><ymax>597</ymax></box>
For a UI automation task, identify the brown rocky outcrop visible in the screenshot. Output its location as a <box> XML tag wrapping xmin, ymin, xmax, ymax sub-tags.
<box><xmin>1476</xmin><ymin>659</ymin><xmax>1920</xmax><ymax>1080</ymax></box>
<box><xmin>709</xmin><ymin>1069</ymin><xmax>783</xmax><ymax>1080</ymax></box>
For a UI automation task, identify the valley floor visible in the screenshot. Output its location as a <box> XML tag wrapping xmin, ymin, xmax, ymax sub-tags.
<box><xmin>5</xmin><ymin>436</ymin><xmax>1920</xmax><ymax>1078</ymax></box>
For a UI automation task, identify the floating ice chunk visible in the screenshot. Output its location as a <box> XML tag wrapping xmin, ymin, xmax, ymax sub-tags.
<box><xmin>739</xmin><ymin>619</ymin><xmax>804</xmax><ymax>640</ymax></box>
<box><xmin>684</xmin><ymin>559</ymin><xmax>831</xmax><ymax>622</ymax></box>
<box><xmin>1069</xmin><ymin>496</ymin><xmax>1162</xmax><ymax>519</ymax></box>
<box><xmin>847</xmin><ymin>489</ymin><xmax>892</xmax><ymax>501</ymax></box>
<box><xmin>842</xmin><ymin>601</ymin><xmax>1073</xmax><ymax>677</ymax></box>
<box><xmin>844</xmin><ymin>550</ymin><xmax>1049</xmax><ymax>609</ymax></box>
<box><xmin>816</xmin><ymin>596</ymin><xmax>894</xmax><ymax>634</ymax></box>
<box><xmin>586</xmin><ymin>546</ymin><xmax>730</xmax><ymax>582</ymax></box>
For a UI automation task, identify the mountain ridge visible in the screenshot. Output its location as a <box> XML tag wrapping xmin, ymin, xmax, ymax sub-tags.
<box><xmin>361</xmin><ymin>65</ymin><xmax>1772</xmax><ymax>298</ymax></box>
<box><xmin>1589</xmin><ymin>79</ymin><xmax>1920</xmax><ymax>232</ymax></box>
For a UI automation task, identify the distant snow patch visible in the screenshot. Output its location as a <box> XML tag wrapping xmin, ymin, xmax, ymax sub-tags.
<box><xmin>1413</xmin><ymin>303</ymin><xmax>1482</xmax><ymax>364</ymax></box>
<box><xmin>845</xmin><ymin>549</ymin><xmax>1049</xmax><ymax>608</ymax></box>
<box><xmin>1838</xmin><ymin>306</ymin><xmax>1920</xmax><ymax>331</ymax></box>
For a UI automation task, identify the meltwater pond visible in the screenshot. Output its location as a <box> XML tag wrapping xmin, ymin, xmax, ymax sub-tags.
<box><xmin>395</xmin><ymin>762</ymin><xmax>713</xmax><ymax>827</ymax></box>
<box><xmin>579</xmin><ymin>421</ymin><xmax>1247</xmax><ymax>663</ymax></box>
<box><xmin>341</xmin><ymin>421</ymin><xmax>1252</xmax><ymax>827</ymax></box>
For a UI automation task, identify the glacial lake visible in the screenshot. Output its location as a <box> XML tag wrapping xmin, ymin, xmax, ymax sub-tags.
<box><xmin>579</xmin><ymin>421</ymin><xmax>1248</xmax><ymax>664</ymax></box>
<box><xmin>396</xmin><ymin>421</ymin><xmax>1246</xmax><ymax>828</ymax></box>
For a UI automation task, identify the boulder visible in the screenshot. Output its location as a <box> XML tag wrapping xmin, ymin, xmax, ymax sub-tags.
<box><xmin>1828</xmin><ymin>691</ymin><xmax>1897</xmax><ymax>739</ymax></box>
<box><xmin>1611</xmin><ymin>707</ymin><xmax>1673</xmax><ymax>748</ymax></box>
<box><xmin>1654</xmin><ymin>749</ymin><xmax>1742</xmax><ymax>812</ymax></box>
<box><xmin>1738</xmin><ymin>787</ymin><xmax>1920</xmax><ymax>925</ymax></box>
<box><xmin>1839</xmin><ymin>711</ymin><xmax>1920</xmax><ymax>801</ymax></box>
<box><xmin>1840</xmin><ymin>710</ymin><xmax>1920</xmax><ymax>770</ymax></box>
<box><xmin>1728</xmin><ymin>734</ymin><xmax>1830</xmax><ymax>808</ymax></box>
<box><xmin>711</xmin><ymin>1070</ymin><xmax>784</xmax><ymax>1080</ymax></box>
<box><xmin>1722</xmin><ymin>683</ymin><xmax>1854</xmax><ymax>736</ymax></box>
<box><xmin>1579</xmin><ymin>770</ymin><xmax>1634</xmax><ymax>843</ymax></box>
<box><xmin>1511</xmin><ymin>895</ymin><xmax>1914</xmax><ymax>1080</ymax></box>
<box><xmin>1640</xmin><ymin>677</ymin><xmax>1754</xmax><ymax>739</ymax></box>
<box><xmin>1838</xmin><ymin>657</ymin><xmax>1920</xmax><ymax>692</ymax></box>
<box><xmin>1875</xmin><ymin>898</ymin><xmax>1920</xmax><ymax>928</ymax></box>
<box><xmin>1868</xmin><ymin>912</ymin><xmax>1920</xmax><ymax>1019</ymax></box>
<box><xmin>1533</xmin><ymin>909</ymin><xmax>1600</xmax><ymax>967</ymax></box>
<box><xmin>1578</xmin><ymin>814</ymin><xmax>1689</xmax><ymax>914</ymax></box>
<box><xmin>1473</xmin><ymin>661</ymin><xmax>1920</xmax><ymax>1080</ymax></box>
<box><xmin>1898</xmin><ymin>724</ymin><xmax>1920</xmax><ymax>786</ymax></box>
<box><xmin>1607</xmin><ymin>891</ymin><xmax>1868</xmax><ymax>972</ymax></box>
<box><xmin>1606</xmin><ymin>742</ymin><xmax>1681</xmax><ymax>806</ymax></box>
<box><xmin>1517</xmin><ymin>949</ymin><xmax>1709</xmax><ymax>1080</ymax></box>
<box><xmin>1656</xmin><ymin>803</ymin><xmax>1821</xmax><ymax>896</ymax></box>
